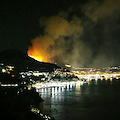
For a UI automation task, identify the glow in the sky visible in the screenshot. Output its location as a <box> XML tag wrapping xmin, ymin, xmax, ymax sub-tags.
<box><xmin>29</xmin><ymin>55</ymin><xmax>42</xmax><ymax>62</ymax></box>
<box><xmin>27</xmin><ymin>49</ymin><xmax>43</xmax><ymax>62</ymax></box>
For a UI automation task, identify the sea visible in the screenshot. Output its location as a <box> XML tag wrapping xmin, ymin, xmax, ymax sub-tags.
<box><xmin>38</xmin><ymin>79</ymin><xmax>120</xmax><ymax>120</ymax></box>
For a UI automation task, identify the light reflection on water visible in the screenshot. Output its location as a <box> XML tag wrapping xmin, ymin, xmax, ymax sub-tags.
<box><xmin>37</xmin><ymin>80</ymin><xmax>120</xmax><ymax>120</ymax></box>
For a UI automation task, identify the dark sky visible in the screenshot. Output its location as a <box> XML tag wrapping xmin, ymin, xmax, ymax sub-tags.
<box><xmin>0</xmin><ymin>0</ymin><xmax>120</xmax><ymax>68</ymax></box>
<box><xmin>0</xmin><ymin>0</ymin><xmax>84</xmax><ymax>52</ymax></box>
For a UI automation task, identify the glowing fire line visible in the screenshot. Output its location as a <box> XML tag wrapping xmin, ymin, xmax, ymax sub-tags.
<box><xmin>29</xmin><ymin>55</ymin><xmax>42</xmax><ymax>62</ymax></box>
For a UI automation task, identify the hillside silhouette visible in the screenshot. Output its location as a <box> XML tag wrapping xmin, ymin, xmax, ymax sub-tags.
<box><xmin>0</xmin><ymin>49</ymin><xmax>59</xmax><ymax>72</ymax></box>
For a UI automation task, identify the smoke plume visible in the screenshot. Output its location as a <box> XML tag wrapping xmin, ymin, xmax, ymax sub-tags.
<box><xmin>83</xmin><ymin>0</ymin><xmax>120</xmax><ymax>21</ymax></box>
<box><xmin>28</xmin><ymin>0</ymin><xmax>120</xmax><ymax>68</ymax></box>
<box><xmin>28</xmin><ymin>15</ymin><xmax>91</xmax><ymax>67</ymax></box>
<box><xmin>82</xmin><ymin>0</ymin><xmax>120</xmax><ymax>68</ymax></box>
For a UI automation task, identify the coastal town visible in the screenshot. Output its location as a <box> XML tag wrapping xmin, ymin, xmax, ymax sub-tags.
<box><xmin>1</xmin><ymin>62</ymin><xmax>120</xmax><ymax>88</ymax></box>
<box><xmin>1</xmin><ymin>62</ymin><xmax>120</xmax><ymax>120</ymax></box>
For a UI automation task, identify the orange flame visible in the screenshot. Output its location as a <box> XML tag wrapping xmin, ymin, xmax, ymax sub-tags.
<box><xmin>27</xmin><ymin>49</ymin><xmax>45</xmax><ymax>62</ymax></box>
<box><xmin>27</xmin><ymin>44</ymin><xmax>51</xmax><ymax>62</ymax></box>
<box><xmin>28</xmin><ymin>55</ymin><xmax>43</xmax><ymax>62</ymax></box>
<box><xmin>27</xmin><ymin>35</ymin><xmax>55</xmax><ymax>63</ymax></box>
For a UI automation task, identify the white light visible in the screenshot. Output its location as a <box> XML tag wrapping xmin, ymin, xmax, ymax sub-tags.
<box><xmin>2</xmin><ymin>69</ymin><xmax>6</xmax><ymax>73</ymax></box>
<box><xmin>22</xmin><ymin>75</ymin><xmax>26</xmax><ymax>78</ymax></box>
<box><xmin>1</xmin><ymin>84</ymin><xmax>18</xmax><ymax>87</ymax></box>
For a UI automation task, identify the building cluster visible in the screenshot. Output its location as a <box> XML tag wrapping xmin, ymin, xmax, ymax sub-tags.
<box><xmin>71</xmin><ymin>66</ymin><xmax>120</xmax><ymax>81</ymax></box>
<box><xmin>72</xmin><ymin>66</ymin><xmax>120</xmax><ymax>75</ymax></box>
<box><xmin>1</xmin><ymin>62</ymin><xmax>120</xmax><ymax>85</ymax></box>
<box><xmin>19</xmin><ymin>68</ymin><xmax>78</xmax><ymax>84</ymax></box>
<box><xmin>0</xmin><ymin>63</ymin><xmax>14</xmax><ymax>73</ymax></box>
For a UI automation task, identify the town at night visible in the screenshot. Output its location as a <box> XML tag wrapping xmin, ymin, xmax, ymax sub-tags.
<box><xmin>0</xmin><ymin>0</ymin><xmax>120</xmax><ymax>120</ymax></box>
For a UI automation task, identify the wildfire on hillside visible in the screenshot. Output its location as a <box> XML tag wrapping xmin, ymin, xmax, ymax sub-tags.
<box><xmin>27</xmin><ymin>35</ymin><xmax>55</xmax><ymax>63</ymax></box>
<box><xmin>27</xmin><ymin>48</ymin><xmax>48</xmax><ymax>62</ymax></box>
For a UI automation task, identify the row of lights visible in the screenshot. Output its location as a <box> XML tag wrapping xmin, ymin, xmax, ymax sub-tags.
<box><xmin>31</xmin><ymin>107</ymin><xmax>52</xmax><ymax>120</ymax></box>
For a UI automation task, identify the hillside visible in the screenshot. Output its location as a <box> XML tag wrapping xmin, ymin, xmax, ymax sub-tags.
<box><xmin>0</xmin><ymin>49</ymin><xmax>60</xmax><ymax>72</ymax></box>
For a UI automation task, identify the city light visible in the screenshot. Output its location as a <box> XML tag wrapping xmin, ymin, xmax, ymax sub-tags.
<box><xmin>32</xmin><ymin>81</ymin><xmax>84</xmax><ymax>89</ymax></box>
<box><xmin>31</xmin><ymin>107</ymin><xmax>52</xmax><ymax>120</ymax></box>
<box><xmin>1</xmin><ymin>84</ymin><xmax>18</xmax><ymax>87</ymax></box>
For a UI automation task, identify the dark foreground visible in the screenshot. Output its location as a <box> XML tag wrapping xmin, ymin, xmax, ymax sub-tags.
<box><xmin>0</xmin><ymin>86</ymin><xmax>54</xmax><ymax>120</ymax></box>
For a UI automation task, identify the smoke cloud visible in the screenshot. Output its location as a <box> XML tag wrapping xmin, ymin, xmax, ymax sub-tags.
<box><xmin>82</xmin><ymin>0</ymin><xmax>120</xmax><ymax>68</ymax></box>
<box><xmin>28</xmin><ymin>0</ymin><xmax>120</xmax><ymax>68</ymax></box>
<box><xmin>28</xmin><ymin>15</ymin><xmax>91</xmax><ymax>67</ymax></box>
<box><xmin>83</xmin><ymin>0</ymin><xmax>120</xmax><ymax>21</ymax></box>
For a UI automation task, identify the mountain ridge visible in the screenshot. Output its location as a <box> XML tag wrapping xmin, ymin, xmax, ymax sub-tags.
<box><xmin>0</xmin><ymin>49</ymin><xmax>60</xmax><ymax>72</ymax></box>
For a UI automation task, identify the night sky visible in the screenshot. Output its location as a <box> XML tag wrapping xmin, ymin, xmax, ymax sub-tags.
<box><xmin>0</xmin><ymin>0</ymin><xmax>82</xmax><ymax>52</ymax></box>
<box><xmin>0</xmin><ymin>0</ymin><xmax>120</xmax><ymax>68</ymax></box>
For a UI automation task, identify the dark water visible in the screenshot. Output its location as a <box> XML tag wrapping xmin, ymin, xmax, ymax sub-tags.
<box><xmin>38</xmin><ymin>80</ymin><xmax>120</xmax><ymax>120</ymax></box>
